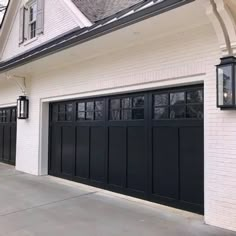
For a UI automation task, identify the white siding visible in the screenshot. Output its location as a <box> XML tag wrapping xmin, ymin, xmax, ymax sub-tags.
<box><xmin>0</xmin><ymin>23</ymin><xmax>236</xmax><ymax>232</ymax></box>
<box><xmin>1</xmin><ymin>0</ymin><xmax>81</xmax><ymax>61</ymax></box>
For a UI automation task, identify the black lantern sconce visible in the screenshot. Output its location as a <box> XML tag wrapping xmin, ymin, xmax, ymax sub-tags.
<box><xmin>17</xmin><ymin>96</ymin><xmax>29</xmax><ymax>119</ymax></box>
<box><xmin>216</xmin><ymin>56</ymin><xmax>236</xmax><ymax>109</ymax></box>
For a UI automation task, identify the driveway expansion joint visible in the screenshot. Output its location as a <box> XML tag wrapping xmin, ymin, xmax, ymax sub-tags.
<box><xmin>0</xmin><ymin>191</ymin><xmax>99</xmax><ymax>217</ymax></box>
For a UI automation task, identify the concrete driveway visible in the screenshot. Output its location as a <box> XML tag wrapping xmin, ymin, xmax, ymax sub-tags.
<box><xmin>0</xmin><ymin>163</ymin><xmax>235</xmax><ymax>236</ymax></box>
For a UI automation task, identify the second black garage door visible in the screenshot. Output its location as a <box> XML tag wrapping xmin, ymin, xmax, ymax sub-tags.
<box><xmin>0</xmin><ymin>107</ymin><xmax>17</xmax><ymax>165</ymax></box>
<box><xmin>49</xmin><ymin>85</ymin><xmax>204</xmax><ymax>213</ymax></box>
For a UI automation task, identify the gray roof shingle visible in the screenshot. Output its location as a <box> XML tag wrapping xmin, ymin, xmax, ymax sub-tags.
<box><xmin>72</xmin><ymin>0</ymin><xmax>144</xmax><ymax>22</ymax></box>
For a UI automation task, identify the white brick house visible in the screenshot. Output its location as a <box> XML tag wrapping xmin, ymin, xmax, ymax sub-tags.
<box><xmin>0</xmin><ymin>0</ymin><xmax>236</xmax><ymax>232</ymax></box>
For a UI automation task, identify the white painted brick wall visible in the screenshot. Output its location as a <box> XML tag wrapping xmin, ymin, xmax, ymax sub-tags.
<box><xmin>1</xmin><ymin>0</ymin><xmax>81</xmax><ymax>61</ymax></box>
<box><xmin>0</xmin><ymin>23</ymin><xmax>236</xmax><ymax>232</ymax></box>
<box><xmin>0</xmin><ymin>81</ymin><xmax>19</xmax><ymax>105</ymax></box>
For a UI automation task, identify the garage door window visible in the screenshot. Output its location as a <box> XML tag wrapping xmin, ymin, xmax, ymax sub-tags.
<box><xmin>77</xmin><ymin>100</ymin><xmax>104</xmax><ymax>121</ymax></box>
<box><xmin>153</xmin><ymin>93</ymin><xmax>168</xmax><ymax>119</ymax></box>
<box><xmin>11</xmin><ymin>109</ymin><xmax>17</xmax><ymax>123</ymax></box>
<box><xmin>110</xmin><ymin>96</ymin><xmax>144</xmax><ymax>121</ymax></box>
<box><xmin>58</xmin><ymin>104</ymin><xmax>66</xmax><ymax>121</ymax></box>
<box><xmin>0</xmin><ymin>108</ymin><xmax>16</xmax><ymax>123</ymax></box>
<box><xmin>169</xmin><ymin>92</ymin><xmax>185</xmax><ymax>119</ymax></box>
<box><xmin>0</xmin><ymin>110</ymin><xmax>7</xmax><ymax>123</ymax></box>
<box><xmin>51</xmin><ymin>103</ymin><xmax>73</xmax><ymax>122</ymax></box>
<box><xmin>57</xmin><ymin>103</ymin><xmax>73</xmax><ymax>122</ymax></box>
<box><xmin>153</xmin><ymin>88</ymin><xmax>203</xmax><ymax>120</ymax></box>
<box><xmin>186</xmin><ymin>89</ymin><xmax>203</xmax><ymax>119</ymax></box>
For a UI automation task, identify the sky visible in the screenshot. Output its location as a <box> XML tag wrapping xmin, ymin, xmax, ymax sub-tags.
<box><xmin>0</xmin><ymin>0</ymin><xmax>9</xmax><ymax>24</ymax></box>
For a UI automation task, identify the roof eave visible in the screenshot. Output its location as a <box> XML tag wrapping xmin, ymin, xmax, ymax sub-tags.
<box><xmin>0</xmin><ymin>0</ymin><xmax>195</xmax><ymax>73</ymax></box>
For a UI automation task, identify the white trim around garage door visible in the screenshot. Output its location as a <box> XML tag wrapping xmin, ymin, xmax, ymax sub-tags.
<box><xmin>38</xmin><ymin>73</ymin><xmax>205</xmax><ymax>176</ymax></box>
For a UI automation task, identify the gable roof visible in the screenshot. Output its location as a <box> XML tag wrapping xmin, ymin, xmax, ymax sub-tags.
<box><xmin>0</xmin><ymin>0</ymin><xmax>194</xmax><ymax>73</ymax></box>
<box><xmin>72</xmin><ymin>0</ymin><xmax>144</xmax><ymax>22</ymax></box>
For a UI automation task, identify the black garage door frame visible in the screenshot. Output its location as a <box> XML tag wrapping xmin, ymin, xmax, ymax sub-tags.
<box><xmin>0</xmin><ymin>106</ymin><xmax>17</xmax><ymax>165</ymax></box>
<box><xmin>48</xmin><ymin>84</ymin><xmax>204</xmax><ymax>214</ymax></box>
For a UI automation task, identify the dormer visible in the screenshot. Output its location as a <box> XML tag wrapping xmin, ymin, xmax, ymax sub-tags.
<box><xmin>0</xmin><ymin>0</ymin><xmax>92</xmax><ymax>61</ymax></box>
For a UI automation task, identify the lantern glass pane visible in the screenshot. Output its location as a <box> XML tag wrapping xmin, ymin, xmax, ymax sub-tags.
<box><xmin>235</xmin><ymin>65</ymin><xmax>236</xmax><ymax>104</ymax></box>
<box><xmin>20</xmin><ymin>100</ymin><xmax>25</xmax><ymax>117</ymax></box>
<box><xmin>24</xmin><ymin>100</ymin><xmax>28</xmax><ymax>118</ymax></box>
<box><xmin>218</xmin><ymin>65</ymin><xmax>233</xmax><ymax>106</ymax></box>
<box><xmin>17</xmin><ymin>100</ymin><xmax>21</xmax><ymax>118</ymax></box>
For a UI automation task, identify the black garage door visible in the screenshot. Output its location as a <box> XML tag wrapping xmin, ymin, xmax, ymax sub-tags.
<box><xmin>49</xmin><ymin>85</ymin><xmax>204</xmax><ymax>213</ymax></box>
<box><xmin>0</xmin><ymin>107</ymin><xmax>17</xmax><ymax>165</ymax></box>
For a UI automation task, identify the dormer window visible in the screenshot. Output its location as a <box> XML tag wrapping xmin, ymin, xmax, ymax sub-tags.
<box><xmin>19</xmin><ymin>0</ymin><xmax>45</xmax><ymax>44</ymax></box>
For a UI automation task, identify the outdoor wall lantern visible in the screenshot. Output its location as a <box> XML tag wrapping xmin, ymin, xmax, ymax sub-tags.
<box><xmin>217</xmin><ymin>56</ymin><xmax>236</xmax><ymax>109</ymax></box>
<box><xmin>17</xmin><ymin>96</ymin><xmax>29</xmax><ymax>119</ymax></box>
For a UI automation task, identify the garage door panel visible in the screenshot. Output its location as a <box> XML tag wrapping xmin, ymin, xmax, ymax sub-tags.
<box><xmin>90</xmin><ymin>127</ymin><xmax>106</xmax><ymax>183</ymax></box>
<box><xmin>3</xmin><ymin>126</ymin><xmax>11</xmax><ymax>161</ymax></box>
<box><xmin>152</xmin><ymin>127</ymin><xmax>179</xmax><ymax>199</ymax></box>
<box><xmin>75</xmin><ymin>126</ymin><xmax>90</xmax><ymax>179</ymax></box>
<box><xmin>61</xmin><ymin>126</ymin><xmax>75</xmax><ymax>176</ymax></box>
<box><xmin>127</xmin><ymin>127</ymin><xmax>145</xmax><ymax>192</ymax></box>
<box><xmin>50</xmin><ymin>126</ymin><xmax>62</xmax><ymax>174</ymax></box>
<box><xmin>179</xmin><ymin>127</ymin><xmax>204</xmax><ymax>205</ymax></box>
<box><xmin>108</xmin><ymin>127</ymin><xmax>126</xmax><ymax>187</ymax></box>
<box><xmin>0</xmin><ymin>126</ymin><xmax>3</xmax><ymax>161</ymax></box>
<box><xmin>10</xmin><ymin>126</ymin><xmax>16</xmax><ymax>164</ymax></box>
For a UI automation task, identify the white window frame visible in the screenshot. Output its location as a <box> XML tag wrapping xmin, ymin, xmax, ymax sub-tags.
<box><xmin>27</xmin><ymin>0</ymin><xmax>37</xmax><ymax>40</ymax></box>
